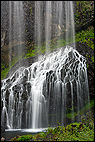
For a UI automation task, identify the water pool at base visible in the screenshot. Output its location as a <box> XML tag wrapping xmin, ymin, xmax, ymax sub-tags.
<box><xmin>4</xmin><ymin>128</ymin><xmax>48</xmax><ymax>141</ymax></box>
<box><xmin>5</xmin><ymin>128</ymin><xmax>48</xmax><ymax>133</ymax></box>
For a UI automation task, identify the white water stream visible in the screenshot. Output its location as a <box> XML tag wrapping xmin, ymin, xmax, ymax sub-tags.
<box><xmin>1</xmin><ymin>1</ymin><xmax>89</xmax><ymax>130</ymax></box>
<box><xmin>1</xmin><ymin>46</ymin><xmax>89</xmax><ymax>129</ymax></box>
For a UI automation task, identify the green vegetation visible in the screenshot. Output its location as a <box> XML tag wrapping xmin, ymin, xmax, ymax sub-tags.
<box><xmin>1</xmin><ymin>55</ymin><xmax>22</xmax><ymax>80</ymax></box>
<box><xmin>75</xmin><ymin>26</ymin><xmax>94</xmax><ymax>50</ymax></box>
<box><xmin>16</xmin><ymin>135</ymin><xmax>33</xmax><ymax>141</ymax></box>
<box><xmin>66</xmin><ymin>99</ymin><xmax>94</xmax><ymax>119</ymax></box>
<box><xmin>1</xmin><ymin>1</ymin><xmax>94</xmax><ymax>81</ymax></box>
<box><xmin>1</xmin><ymin>25</ymin><xmax>94</xmax><ymax>80</ymax></box>
<box><xmin>75</xmin><ymin>1</ymin><xmax>94</xmax><ymax>25</ymax></box>
<box><xmin>91</xmin><ymin>56</ymin><xmax>94</xmax><ymax>63</ymax></box>
<box><xmin>1</xmin><ymin>67</ymin><xmax>10</xmax><ymax>80</ymax></box>
<box><xmin>24</xmin><ymin>26</ymin><xmax>94</xmax><ymax>60</ymax></box>
<box><xmin>10</xmin><ymin>99</ymin><xmax>94</xmax><ymax>141</ymax></box>
<box><xmin>11</xmin><ymin>135</ymin><xmax>33</xmax><ymax>141</ymax></box>
<box><xmin>11</xmin><ymin>111</ymin><xmax>94</xmax><ymax>141</ymax></box>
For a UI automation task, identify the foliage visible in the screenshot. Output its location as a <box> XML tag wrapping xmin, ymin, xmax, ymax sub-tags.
<box><xmin>75</xmin><ymin>1</ymin><xmax>94</xmax><ymax>25</ymax></box>
<box><xmin>1</xmin><ymin>67</ymin><xmax>10</xmax><ymax>80</ymax></box>
<box><xmin>24</xmin><ymin>38</ymin><xmax>72</xmax><ymax>60</ymax></box>
<box><xmin>1</xmin><ymin>63</ymin><xmax>6</xmax><ymax>70</ymax></box>
<box><xmin>1</xmin><ymin>55</ymin><xmax>22</xmax><ymax>80</ymax></box>
<box><xmin>11</xmin><ymin>111</ymin><xmax>94</xmax><ymax>141</ymax></box>
<box><xmin>91</xmin><ymin>56</ymin><xmax>94</xmax><ymax>63</ymax></box>
<box><xmin>66</xmin><ymin>99</ymin><xmax>94</xmax><ymax>120</ymax></box>
<box><xmin>75</xmin><ymin>26</ymin><xmax>94</xmax><ymax>50</ymax></box>
<box><xmin>24</xmin><ymin>26</ymin><xmax>94</xmax><ymax>59</ymax></box>
<box><xmin>11</xmin><ymin>135</ymin><xmax>33</xmax><ymax>141</ymax></box>
<box><xmin>24</xmin><ymin>50</ymin><xmax>36</xmax><ymax>58</ymax></box>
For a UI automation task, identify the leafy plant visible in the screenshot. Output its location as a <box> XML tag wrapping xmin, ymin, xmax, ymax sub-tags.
<box><xmin>16</xmin><ymin>135</ymin><xmax>33</xmax><ymax>141</ymax></box>
<box><xmin>75</xmin><ymin>26</ymin><xmax>94</xmax><ymax>50</ymax></box>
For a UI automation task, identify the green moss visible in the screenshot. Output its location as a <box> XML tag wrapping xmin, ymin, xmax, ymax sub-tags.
<box><xmin>11</xmin><ymin>109</ymin><xmax>94</xmax><ymax>141</ymax></box>
<box><xmin>25</xmin><ymin>52</ymin><xmax>35</xmax><ymax>58</ymax></box>
<box><xmin>66</xmin><ymin>112</ymin><xmax>77</xmax><ymax>119</ymax></box>
<box><xmin>87</xmin><ymin>64</ymin><xmax>89</xmax><ymax>68</ymax></box>
<box><xmin>75</xmin><ymin>1</ymin><xmax>94</xmax><ymax>26</ymax></box>
<box><xmin>24</xmin><ymin>37</ymin><xmax>73</xmax><ymax>60</ymax></box>
<box><xmin>1</xmin><ymin>55</ymin><xmax>23</xmax><ymax>80</ymax></box>
<box><xmin>16</xmin><ymin>135</ymin><xmax>33</xmax><ymax>141</ymax></box>
<box><xmin>91</xmin><ymin>56</ymin><xmax>94</xmax><ymax>63</ymax></box>
<box><xmin>11</xmin><ymin>118</ymin><xmax>94</xmax><ymax>141</ymax></box>
<box><xmin>75</xmin><ymin>26</ymin><xmax>94</xmax><ymax>50</ymax></box>
<box><xmin>1</xmin><ymin>67</ymin><xmax>10</xmax><ymax>80</ymax></box>
<box><xmin>1</xmin><ymin>63</ymin><xmax>6</xmax><ymax>70</ymax></box>
<box><xmin>30</xmin><ymin>7</ymin><xmax>32</xmax><ymax>14</ymax></box>
<box><xmin>80</xmin><ymin>100</ymin><xmax>94</xmax><ymax>114</ymax></box>
<box><xmin>66</xmin><ymin>99</ymin><xmax>94</xmax><ymax>119</ymax></box>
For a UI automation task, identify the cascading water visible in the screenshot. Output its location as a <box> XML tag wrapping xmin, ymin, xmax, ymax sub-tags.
<box><xmin>65</xmin><ymin>1</ymin><xmax>75</xmax><ymax>48</ymax></box>
<box><xmin>34</xmin><ymin>1</ymin><xmax>75</xmax><ymax>54</ymax></box>
<box><xmin>1</xmin><ymin>1</ymin><xmax>90</xmax><ymax>130</ymax></box>
<box><xmin>1</xmin><ymin>47</ymin><xmax>89</xmax><ymax>129</ymax></box>
<box><xmin>8</xmin><ymin>1</ymin><xmax>25</xmax><ymax>69</ymax></box>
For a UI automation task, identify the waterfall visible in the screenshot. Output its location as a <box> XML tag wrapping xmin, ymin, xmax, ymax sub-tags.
<box><xmin>65</xmin><ymin>1</ymin><xmax>75</xmax><ymax>48</ymax></box>
<box><xmin>1</xmin><ymin>1</ymin><xmax>89</xmax><ymax>130</ymax></box>
<box><xmin>1</xmin><ymin>47</ymin><xmax>89</xmax><ymax>129</ymax></box>
<box><xmin>45</xmin><ymin>1</ymin><xmax>52</xmax><ymax>54</ymax></box>
<box><xmin>34</xmin><ymin>1</ymin><xmax>75</xmax><ymax>55</ymax></box>
<box><xmin>8</xmin><ymin>1</ymin><xmax>25</xmax><ymax>70</ymax></box>
<box><xmin>34</xmin><ymin>1</ymin><xmax>43</xmax><ymax>59</ymax></box>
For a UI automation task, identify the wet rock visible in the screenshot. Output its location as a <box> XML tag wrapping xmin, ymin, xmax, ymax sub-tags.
<box><xmin>5</xmin><ymin>89</ymin><xmax>10</xmax><ymax>107</ymax></box>
<box><xmin>1</xmin><ymin>100</ymin><xmax>3</xmax><ymax>110</ymax></box>
<box><xmin>6</xmin><ymin>78</ymin><xmax>10</xmax><ymax>84</ymax></box>
<box><xmin>34</xmin><ymin>66</ymin><xmax>37</xmax><ymax>73</ymax></box>
<box><xmin>12</xmin><ymin>85</ymin><xmax>21</xmax><ymax>93</ymax></box>
<box><xmin>61</xmin><ymin>67</ymin><xmax>66</xmax><ymax>81</ymax></box>
<box><xmin>11</xmin><ymin>75</ymin><xmax>16</xmax><ymax>83</ymax></box>
<box><xmin>42</xmin><ymin>80</ymin><xmax>47</xmax><ymax>98</ymax></box>
<box><xmin>68</xmin><ymin>51</ymin><xmax>73</xmax><ymax>59</ymax></box>
<box><xmin>1</xmin><ymin>81</ymin><xmax>3</xmax><ymax>88</ymax></box>
<box><xmin>22</xmin><ymin>91</ymin><xmax>28</xmax><ymax>101</ymax></box>
<box><xmin>1</xmin><ymin>125</ymin><xmax>6</xmax><ymax>139</ymax></box>
<box><xmin>76</xmin><ymin>42</ymin><xmax>94</xmax><ymax>98</ymax></box>
<box><xmin>49</xmin><ymin>70</ymin><xmax>53</xmax><ymax>75</ymax></box>
<box><xmin>79</xmin><ymin>70</ymin><xmax>85</xmax><ymax>82</ymax></box>
<box><xmin>21</xmin><ymin>76</ymin><xmax>28</xmax><ymax>83</ymax></box>
<box><xmin>27</xmin><ymin>82</ymin><xmax>31</xmax><ymax>94</ymax></box>
<box><xmin>24</xmin><ymin>69</ymin><xmax>28</xmax><ymax>77</ymax></box>
<box><xmin>65</xmin><ymin>76</ymin><xmax>69</xmax><ymax>83</ymax></box>
<box><xmin>1</xmin><ymin>125</ymin><xmax>5</xmax><ymax>134</ymax></box>
<box><xmin>22</xmin><ymin>83</ymin><xmax>27</xmax><ymax>92</ymax></box>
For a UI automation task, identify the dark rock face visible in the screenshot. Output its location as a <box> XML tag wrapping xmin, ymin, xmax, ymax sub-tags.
<box><xmin>76</xmin><ymin>42</ymin><xmax>94</xmax><ymax>98</ymax></box>
<box><xmin>1</xmin><ymin>125</ymin><xmax>6</xmax><ymax>140</ymax></box>
<box><xmin>1</xmin><ymin>125</ymin><xmax>5</xmax><ymax>134</ymax></box>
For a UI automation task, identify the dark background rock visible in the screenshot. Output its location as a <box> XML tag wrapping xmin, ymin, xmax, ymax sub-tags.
<box><xmin>76</xmin><ymin>42</ymin><xmax>94</xmax><ymax>99</ymax></box>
